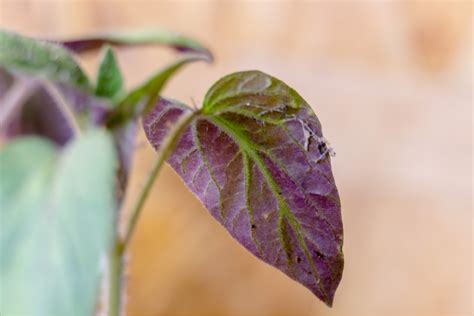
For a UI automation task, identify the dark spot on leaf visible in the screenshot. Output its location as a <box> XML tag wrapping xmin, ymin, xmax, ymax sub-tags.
<box><xmin>318</xmin><ymin>142</ymin><xmax>327</xmax><ymax>155</ymax></box>
<box><xmin>315</xmin><ymin>250</ymin><xmax>324</xmax><ymax>259</ymax></box>
<box><xmin>296</xmin><ymin>256</ymin><xmax>302</xmax><ymax>263</ymax></box>
<box><xmin>251</xmin><ymin>224</ymin><xmax>256</xmax><ymax>229</ymax></box>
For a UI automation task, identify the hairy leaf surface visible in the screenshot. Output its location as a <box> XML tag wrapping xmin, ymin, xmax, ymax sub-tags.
<box><xmin>0</xmin><ymin>29</ymin><xmax>91</xmax><ymax>91</ymax></box>
<box><xmin>142</xmin><ymin>71</ymin><xmax>343</xmax><ymax>306</ymax></box>
<box><xmin>0</xmin><ymin>130</ymin><xmax>117</xmax><ymax>316</ymax></box>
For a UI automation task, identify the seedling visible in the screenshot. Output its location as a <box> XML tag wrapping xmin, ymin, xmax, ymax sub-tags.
<box><xmin>0</xmin><ymin>29</ymin><xmax>343</xmax><ymax>316</ymax></box>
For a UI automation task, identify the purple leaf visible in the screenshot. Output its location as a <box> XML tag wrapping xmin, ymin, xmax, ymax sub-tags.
<box><xmin>4</xmin><ymin>81</ymin><xmax>109</xmax><ymax>145</ymax></box>
<box><xmin>54</xmin><ymin>29</ymin><xmax>212</xmax><ymax>60</ymax></box>
<box><xmin>142</xmin><ymin>71</ymin><xmax>343</xmax><ymax>306</ymax></box>
<box><xmin>0</xmin><ymin>68</ymin><xmax>13</xmax><ymax>95</ymax></box>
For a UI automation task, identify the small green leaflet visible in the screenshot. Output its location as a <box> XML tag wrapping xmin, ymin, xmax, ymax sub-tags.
<box><xmin>104</xmin><ymin>53</ymin><xmax>212</xmax><ymax>193</ymax></box>
<box><xmin>95</xmin><ymin>45</ymin><xmax>123</xmax><ymax>100</ymax></box>
<box><xmin>0</xmin><ymin>130</ymin><xmax>117</xmax><ymax>316</ymax></box>
<box><xmin>106</xmin><ymin>54</ymin><xmax>211</xmax><ymax>127</ymax></box>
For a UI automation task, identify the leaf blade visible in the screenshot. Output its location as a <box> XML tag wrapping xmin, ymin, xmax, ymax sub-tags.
<box><xmin>0</xmin><ymin>129</ymin><xmax>117</xmax><ymax>316</ymax></box>
<box><xmin>58</xmin><ymin>28</ymin><xmax>212</xmax><ymax>59</ymax></box>
<box><xmin>0</xmin><ymin>29</ymin><xmax>91</xmax><ymax>91</ymax></box>
<box><xmin>4</xmin><ymin>82</ymin><xmax>110</xmax><ymax>145</ymax></box>
<box><xmin>142</xmin><ymin>71</ymin><xmax>343</xmax><ymax>306</ymax></box>
<box><xmin>95</xmin><ymin>45</ymin><xmax>123</xmax><ymax>99</ymax></box>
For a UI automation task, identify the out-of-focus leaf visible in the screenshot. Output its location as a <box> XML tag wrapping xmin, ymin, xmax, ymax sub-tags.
<box><xmin>0</xmin><ymin>68</ymin><xmax>13</xmax><ymax>96</ymax></box>
<box><xmin>2</xmin><ymin>75</ymin><xmax>132</xmax><ymax>199</ymax></box>
<box><xmin>107</xmin><ymin>54</ymin><xmax>211</xmax><ymax>128</ymax></box>
<box><xmin>58</xmin><ymin>28</ymin><xmax>212</xmax><ymax>59</ymax></box>
<box><xmin>142</xmin><ymin>71</ymin><xmax>343</xmax><ymax>306</ymax></box>
<box><xmin>95</xmin><ymin>45</ymin><xmax>123</xmax><ymax>99</ymax></box>
<box><xmin>0</xmin><ymin>75</ymin><xmax>39</xmax><ymax>132</ymax></box>
<box><xmin>4</xmin><ymin>82</ymin><xmax>110</xmax><ymax>145</ymax></box>
<box><xmin>0</xmin><ymin>29</ymin><xmax>91</xmax><ymax>91</ymax></box>
<box><xmin>0</xmin><ymin>130</ymin><xmax>117</xmax><ymax>316</ymax></box>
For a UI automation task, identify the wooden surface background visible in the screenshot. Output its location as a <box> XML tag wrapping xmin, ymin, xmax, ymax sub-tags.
<box><xmin>1</xmin><ymin>1</ymin><xmax>472</xmax><ymax>316</ymax></box>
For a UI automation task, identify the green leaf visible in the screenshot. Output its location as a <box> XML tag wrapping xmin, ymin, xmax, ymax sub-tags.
<box><xmin>60</xmin><ymin>28</ymin><xmax>212</xmax><ymax>59</ymax></box>
<box><xmin>106</xmin><ymin>54</ymin><xmax>210</xmax><ymax>127</ymax></box>
<box><xmin>0</xmin><ymin>130</ymin><xmax>117</xmax><ymax>316</ymax></box>
<box><xmin>95</xmin><ymin>45</ymin><xmax>123</xmax><ymax>99</ymax></box>
<box><xmin>0</xmin><ymin>29</ymin><xmax>91</xmax><ymax>91</ymax></box>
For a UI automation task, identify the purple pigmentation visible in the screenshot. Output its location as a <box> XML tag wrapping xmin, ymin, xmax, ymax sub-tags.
<box><xmin>143</xmin><ymin>71</ymin><xmax>343</xmax><ymax>306</ymax></box>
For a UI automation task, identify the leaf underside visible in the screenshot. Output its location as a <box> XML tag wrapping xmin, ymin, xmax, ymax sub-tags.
<box><xmin>4</xmin><ymin>81</ymin><xmax>109</xmax><ymax>145</ymax></box>
<box><xmin>57</xmin><ymin>28</ymin><xmax>212</xmax><ymax>60</ymax></box>
<box><xmin>143</xmin><ymin>70</ymin><xmax>343</xmax><ymax>306</ymax></box>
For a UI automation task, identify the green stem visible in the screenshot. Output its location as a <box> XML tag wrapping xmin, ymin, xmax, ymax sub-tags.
<box><xmin>106</xmin><ymin>109</ymin><xmax>198</xmax><ymax>316</ymax></box>
<box><xmin>108</xmin><ymin>242</ymin><xmax>124</xmax><ymax>316</ymax></box>
<box><xmin>122</xmin><ymin>109</ymin><xmax>198</xmax><ymax>247</ymax></box>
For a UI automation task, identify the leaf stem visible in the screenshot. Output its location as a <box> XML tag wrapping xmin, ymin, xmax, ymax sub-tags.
<box><xmin>122</xmin><ymin>109</ymin><xmax>198</xmax><ymax>247</ymax></box>
<box><xmin>43</xmin><ymin>81</ymin><xmax>82</xmax><ymax>137</ymax></box>
<box><xmin>108</xmin><ymin>242</ymin><xmax>124</xmax><ymax>316</ymax></box>
<box><xmin>107</xmin><ymin>109</ymin><xmax>197</xmax><ymax>316</ymax></box>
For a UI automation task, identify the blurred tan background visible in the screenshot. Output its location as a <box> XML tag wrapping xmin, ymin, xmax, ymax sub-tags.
<box><xmin>1</xmin><ymin>1</ymin><xmax>472</xmax><ymax>316</ymax></box>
